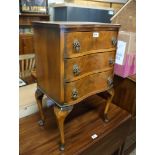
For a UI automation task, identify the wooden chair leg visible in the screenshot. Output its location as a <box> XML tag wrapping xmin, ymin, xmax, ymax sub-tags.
<box><xmin>35</xmin><ymin>88</ymin><xmax>45</xmax><ymax>126</ymax></box>
<box><xmin>54</xmin><ymin>105</ymin><xmax>73</xmax><ymax>151</ymax></box>
<box><xmin>104</xmin><ymin>88</ymin><xmax>115</xmax><ymax>123</ymax></box>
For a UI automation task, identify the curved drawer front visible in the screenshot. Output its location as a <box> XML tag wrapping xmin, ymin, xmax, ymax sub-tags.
<box><xmin>65</xmin><ymin>31</ymin><xmax>118</xmax><ymax>58</ymax></box>
<box><xmin>64</xmin><ymin>70</ymin><xmax>113</xmax><ymax>105</ymax></box>
<box><xmin>64</xmin><ymin>51</ymin><xmax>115</xmax><ymax>82</ymax></box>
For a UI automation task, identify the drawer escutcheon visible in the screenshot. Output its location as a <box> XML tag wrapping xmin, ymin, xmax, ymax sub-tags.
<box><xmin>109</xmin><ymin>58</ymin><xmax>115</xmax><ymax>65</ymax></box>
<box><xmin>112</xmin><ymin>37</ymin><xmax>117</xmax><ymax>46</ymax></box>
<box><xmin>73</xmin><ymin>39</ymin><xmax>80</xmax><ymax>52</ymax></box>
<box><xmin>73</xmin><ymin>64</ymin><xmax>80</xmax><ymax>76</ymax></box>
<box><xmin>107</xmin><ymin>77</ymin><xmax>113</xmax><ymax>87</ymax></box>
<box><xmin>71</xmin><ymin>88</ymin><xmax>78</xmax><ymax>100</ymax></box>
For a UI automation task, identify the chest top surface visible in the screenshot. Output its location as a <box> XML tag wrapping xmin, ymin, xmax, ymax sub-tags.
<box><xmin>33</xmin><ymin>21</ymin><xmax>120</xmax><ymax>29</ymax></box>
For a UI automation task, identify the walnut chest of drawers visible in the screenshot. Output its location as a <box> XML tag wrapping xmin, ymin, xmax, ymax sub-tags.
<box><xmin>33</xmin><ymin>21</ymin><xmax>120</xmax><ymax>150</ymax></box>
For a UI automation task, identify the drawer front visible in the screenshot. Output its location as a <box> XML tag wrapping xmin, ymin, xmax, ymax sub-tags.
<box><xmin>64</xmin><ymin>70</ymin><xmax>113</xmax><ymax>105</ymax></box>
<box><xmin>65</xmin><ymin>31</ymin><xmax>118</xmax><ymax>58</ymax></box>
<box><xmin>64</xmin><ymin>51</ymin><xmax>115</xmax><ymax>82</ymax></box>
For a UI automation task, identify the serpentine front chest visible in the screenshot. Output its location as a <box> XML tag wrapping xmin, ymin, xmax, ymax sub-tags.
<box><xmin>33</xmin><ymin>21</ymin><xmax>120</xmax><ymax>150</ymax></box>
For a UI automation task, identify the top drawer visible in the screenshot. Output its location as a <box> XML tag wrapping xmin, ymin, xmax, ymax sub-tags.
<box><xmin>64</xmin><ymin>31</ymin><xmax>118</xmax><ymax>58</ymax></box>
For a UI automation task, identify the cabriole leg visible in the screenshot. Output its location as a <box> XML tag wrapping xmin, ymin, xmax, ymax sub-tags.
<box><xmin>54</xmin><ymin>105</ymin><xmax>73</xmax><ymax>151</ymax></box>
<box><xmin>35</xmin><ymin>88</ymin><xmax>45</xmax><ymax>126</ymax></box>
<box><xmin>104</xmin><ymin>88</ymin><xmax>115</xmax><ymax>123</ymax></box>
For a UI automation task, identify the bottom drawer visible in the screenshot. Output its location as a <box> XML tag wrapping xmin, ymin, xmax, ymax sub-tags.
<box><xmin>64</xmin><ymin>70</ymin><xmax>113</xmax><ymax>105</ymax></box>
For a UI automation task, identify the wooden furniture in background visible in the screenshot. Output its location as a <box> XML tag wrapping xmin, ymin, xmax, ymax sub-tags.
<box><xmin>19</xmin><ymin>54</ymin><xmax>36</xmax><ymax>80</ymax></box>
<box><xmin>113</xmin><ymin>75</ymin><xmax>136</xmax><ymax>116</ymax></box>
<box><xmin>19</xmin><ymin>13</ymin><xmax>50</xmax><ymax>55</ymax></box>
<box><xmin>31</xmin><ymin>70</ymin><xmax>37</xmax><ymax>80</ymax></box>
<box><xmin>19</xmin><ymin>14</ymin><xmax>50</xmax><ymax>26</ymax></box>
<box><xmin>99</xmin><ymin>74</ymin><xmax>136</xmax><ymax>154</ymax></box>
<box><xmin>113</xmin><ymin>75</ymin><xmax>136</xmax><ymax>155</ymax></box>
<box><xmin>20</xmin><ymin>95</ymin><xmax>131</xmax><ymax>155</ymax></box>
<box><xmin>33</xmin><ymin>21</ymin><xmax>120</xmax><ymax>150</ymax></box>
<box><xmin>19</xmin><ymin>34</ymin><xmax>34</xmax><ymax>55</ymax></box>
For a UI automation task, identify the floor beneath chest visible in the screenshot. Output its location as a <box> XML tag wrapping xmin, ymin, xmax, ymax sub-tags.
<box><xmin>20</xmin><ymin>95</ymin><xmax>133</xmax><ymax>155</ymax></box>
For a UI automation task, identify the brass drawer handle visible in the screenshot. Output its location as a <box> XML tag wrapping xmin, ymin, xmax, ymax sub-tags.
<box><xmin>109</xmin><ymin>58</ymin><xmax>115</xmax><ymax>65</ymax></box>
<box><xmin>73</xmin><ymin>39</ymin><xmax>80</xmax><ymax>52</ymax></box>
<box><xmin>72</xmin><ymin>88</ymin><xmax>78</xmax><ymax>100</ymax></box>
<box><xmin>107</xmin><ymin>77</ymin><xmax>113</xmax><ymax>87</ymax></box>
<box><xmin>73</xmin><ymin>64</ymin><xmax>80</xmax><ymax>76</ymax></box>
<box><xmin>112</xmin><ymin>37</ymin><xmax>117</xmax><ymax>46</ymax></box>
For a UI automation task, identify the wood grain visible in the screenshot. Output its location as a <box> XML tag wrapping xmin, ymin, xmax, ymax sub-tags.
<box><xmin>54</xmin><ymin>106</ymin><xmax>73</xmax><ymax>149</ymax></box>
<box><xmin>99</xmin><ymin>75</ymin><xmax>136</xmax><ymax>154</ymax></box>
<box><xmin>65</xmin><ymin>31</ymin><xmax>118</xmax><ymax>58</ymax></box>
<box><xmin>64</xmin><ymin>48</ymin><xmax>116</xmax><ymax>58</ymax></box>
<box><xmin>113</xmin><ymin>75</ymin><xmax>136</xmax><ymax>116</ymax></box>
<box><xmin>64</xmin><ymin>70</ymin><xmax>113</xmax><ymax>105</ymax></box>
<box><xmin>33</xmin><ymin>26</ymin><xmax>64</xmax><ymax>104</ymax></box>
<box><xmin>19</xmin><ymin>14</ymin><xmax>49</xmax><ymax>26</ymax></box>
<box><xmin>33</xmin><ymin>23</ymin><xmax>120</xmax><ymax>147</ymax></box>
<box><xmin>19</xmin><ymin>95</ymin><xmax>131</xmax><ymax>155</ymax></box>
<box><xmin>112</xmin><ymin>75</ymin><xmax>136</xmax><ymax>154</ymax></box>
<box><xmin>33</xmin><ymin>22</ymin><xmax>120</xmax><ymax>105</ymax></box>
<box><xmin>19</xmin><ymin>14</ymin><xmax>49</xmax><ymax>55</ymax></box>
<box><xmin>19</xmin><ymin>34</ymin><xmax>34</xmax><ymax>55</ymax></box>
<box><xmin>64</xmin><ymin>51</ymin><xmax>116</xmax><ymax>82</ymax></box>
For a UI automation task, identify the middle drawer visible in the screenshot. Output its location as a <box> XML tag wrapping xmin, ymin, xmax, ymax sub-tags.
<box><xmin>64</xmin><ymin>51</ymin><xmax>115</xmax><ymax>82</ymax></box>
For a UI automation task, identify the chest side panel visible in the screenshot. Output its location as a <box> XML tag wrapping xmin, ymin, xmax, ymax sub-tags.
<box><xmin>33</xmin><ymin>26</ymin><xmax>64</xmax><ymax>103</ymax></box>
